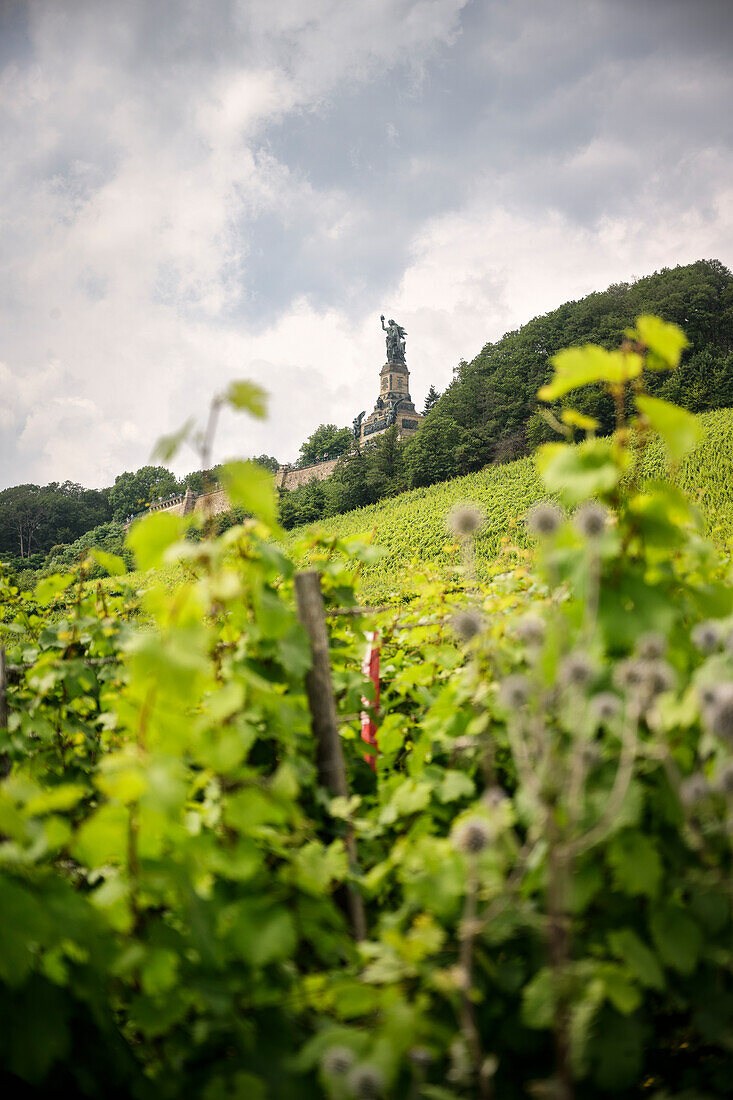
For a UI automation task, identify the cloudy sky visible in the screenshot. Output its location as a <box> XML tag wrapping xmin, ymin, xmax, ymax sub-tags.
<box><xmin>1</xmin><ymin>0</ymin><xmax>732</xmax><ymax>489</ymax></box>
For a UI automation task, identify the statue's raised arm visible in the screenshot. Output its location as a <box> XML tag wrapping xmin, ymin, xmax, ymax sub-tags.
<box><xmin>380</xmin><ymin>314</ymin><xmax>407</xmax><ymax>363</ymax></box>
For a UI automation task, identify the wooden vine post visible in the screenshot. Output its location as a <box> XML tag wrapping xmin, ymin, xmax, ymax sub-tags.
<box><xmin>294</xmin><ymin>570</ymin><xmax>367</xmax><ymax>941</ymax></box>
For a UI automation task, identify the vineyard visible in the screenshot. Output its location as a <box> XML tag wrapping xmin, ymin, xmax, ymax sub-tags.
<box><xmin>2</xmin><ymin>319</ymin><xmax>733</xmax><ymax>1099</ymax></box>
<box><xmin>287</xmin><ymin>407</ymin><xmax>733</xmax><ymax>601</ymax></box>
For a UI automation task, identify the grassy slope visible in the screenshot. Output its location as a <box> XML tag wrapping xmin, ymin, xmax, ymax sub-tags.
<box><xmin>286</xmin><ymin>408</ymin><xmax>733</xmax><ymax>601</ymax></box>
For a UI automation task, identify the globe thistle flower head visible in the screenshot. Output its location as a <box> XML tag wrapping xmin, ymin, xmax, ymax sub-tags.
<box><xmin>451</xmin><ymin>608</ymin><xmax>484</xmax><ymax>642</ymax></box>
<box><xmin>453</xmin><ymin>735</ymin><xmax>479</xmax><ymax>753</ymax></box>
<box><xmin>526</xmin><ymin>500</ymin><xmax>563</xmax><ymax>537</ymax></box>
<box><xmin>560</xmin><ymin>652</ymin><xmax>595</xmax><ymax>689</ymax></box>
<box><xmin>514</xmin><ymin>614</ymin><xmax>545</xmax><ymax>647</ymax></box>
<box><xmin>580</xmin><ymin>741</ymin><xmax>602</xmax><ymax>766</ymax></box>
<box><xmin>645</xmin><ymin>659</ymin><xmax>676</xmax><ymax>698</ymax></box>
<box><xmin>447</xmin><ymin>503</ymin><xmax>485</xmax><ymax>538</ymax></box>
<box><xmin>698</xmin><ymin>683</ymin><xmax>719</xmax><ymax>709</ymax></box>
<box><xmin>452</xmin><ymin>816</ymin><xmax>491</xmax><ymax>855</ymax></box>
<box><xmin>321</xmin><ymin>1046</ymin><xmax>355</xmax><ymax>1079</ymax></box>
<box><xmin>680</xmin><ymin>773</ymin><xmax>708</xmax><ymax>808</ymax></box>
<box><xmin>574</xmin><ymin>501</ymin><xmax>608</xmax><ymax>539</ymax></box>
<box><xmin>636</xmin><ymin>632</ymin><xmax>666</xmax><ymax>661</ymax></box>
<box><xmin>499</xmin><ymin>674</ymin><xmax>531</xmax><ymax>709</ymax></box>
<box><xmin>347</xmin><ymin>1064</ymin><xmax>384</xmax><ymax>1100</ymax></box>
<box><xmin>481</xmin><ymin>785</ymin><xmax>509</xmax><ymax>810</ymax></box>
<box><xmin>408</xmin><ymin>1047</ymin><xmax>433</xmax><ymax>1069</ymax></box>
<box><xmin>692</xmin><ymin>620</ymin><xmax>721</xmax><ymax>655</ymax></box>
<box><xmin>703</xmin><ymin>683</ymin><xmax>733</xmax><ymax>743</ymax></box>
<box><xmin>591</xmin><ymin>692</ymin><xmax>621</xmax><ymax>723</ymax></box>
<box><xmin>613</xmin><ymin>658</ymin><xmax>646</xmax><ymax>692</ymax></box>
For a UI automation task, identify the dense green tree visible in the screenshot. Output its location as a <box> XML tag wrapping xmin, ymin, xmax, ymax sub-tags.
<box><xmin>297</xmin><ymin>424</ymin><xmax>351</xmax><ymax>467</ymax></box>
<box><xmin>108</xmin><ymin>465</ymin><xmax>179</xmax><ymax>522</ymax></box>
<box><xmin>404</xmin><ymin>414</ymin><xmax>463</xmax><ymax>487</ymax></box>
<box><xmin>422</xmin><ymin>384</ymin><xmax>442</xmax><ymax>415</ymax></box>
<box><xmin>0</xmin><ymin>482</ymin><xmax>111</xmax><ymax>559</ymax></box>
<box><xmin>253</xmin><ymin>454</ymin><xmax>279</xmax><ymax>474</ymax></box>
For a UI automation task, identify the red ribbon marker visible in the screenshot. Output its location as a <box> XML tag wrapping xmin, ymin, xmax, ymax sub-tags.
<box><xmin>360</xmin><ymin>631</ymin><xmax>380</xmax><ymax>771</ymax></box>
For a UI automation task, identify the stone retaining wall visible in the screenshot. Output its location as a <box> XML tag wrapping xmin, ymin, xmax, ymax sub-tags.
<box><xmin>275</xmin><ymin>456</ymin><xmax>342</xmax><ymax>491</ymax></box>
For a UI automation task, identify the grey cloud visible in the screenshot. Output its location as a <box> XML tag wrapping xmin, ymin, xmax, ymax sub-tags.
<box><xmin>1</xmin><ymin>0</ymin><xmax>732</xmax><ymax>488</ymax></box>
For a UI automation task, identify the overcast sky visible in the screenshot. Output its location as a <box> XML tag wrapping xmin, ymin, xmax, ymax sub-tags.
<box><xmin>1</xmin><ymin>0</ymin><xmax>732</xmax><ymax>490</ymax></box>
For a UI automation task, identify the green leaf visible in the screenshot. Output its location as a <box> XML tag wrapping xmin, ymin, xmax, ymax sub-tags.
<box><xmin>226</xmin><ymin>902</ymin><xmax>296</xmax><ymax>966</ymax></box>
<box><xmin>607</xmin><ymin>831</ymin><xmax>662</xmax><ymax>898</ymax></box>
<box><xmin>72</xmin><ymin>804</ymin><xmax>129</xmax><ymax>867</ymax></box>
<box><xmin>537</xmin><ymin>438</ymin><xmax>628</xmax><ymax>505</ymax></box>
<box><xmin>521</xmin><ymin>967</ymin><xmax>555</xmax><ymax>1029</ymax></box>
<box><xmin>151</xmin><ymin>417</ymin><xmax>195</xmax><ymax>462</ymax></box>
<box><xmin>590</xmin><ymin>1009</ymin><xmax>644</xmax><ymax>1091</ymax></box>
<box><xmin>219</xmin><ymin>460</ymin><xmax>277</xmax><ymax>526</ymax></box>
<box><xmin>632</xmin><ymin>314</ymin><xmax>689</xmax><ymax>369</ymax></box>
<box><xmin>649</xmin><ymin>905</ymin><xmax>702</xmax><ymax>974</ymax></box>
<box><xmin>607</xmin><ymin>928</ymin><xmax>665</xmax><ymax>991</ymax></box>
<box><xmin>127</xmin><ymin>511</ymin><xmax>184</xmax><ymax>571</ymax></box>
<box><xmin>91</xmin><ymin>549</ymin><xmax>127</xmax><ymax>577</ymax></box>
<box><xmin>379</xmin><ymin>779</ymin><xmax>432</xmax><ymax>824</ymax></box>
<box><xmin>141</xmin><ymin>948</ymin><xmax>179</xmax><ymax>996</ymax></box>
<box><xmin>222</xmin><ymin>380</ymin><xmax>268</xmax><ymax>418</ymax></box>
<box><xmin>33</xmin><ymin>573</ymin><xmax>74</xmax><ymax>607</ymax></box>
<box><xmin>599</xmin><ymin>964</ymin><xmax>641</xmax><ymax>1015</ymax></box>
<box><xmin>538</xmin><ymin>345</ymin><xmax>642</xmax><ymax>401</ymax></box>
<box><xmin>635</xmin><ymin>394</ymin><xmax>701</xmax><ymax>463</ymax></box>
<box><xmin>438</xmin><ymin>769</ymin><xmax>475</xmax><ymax>803</ymax></box>
<box><xmin>561</xmin><ymin>409</ymin><xmax>600</xmax><ymax>431</ymax></box>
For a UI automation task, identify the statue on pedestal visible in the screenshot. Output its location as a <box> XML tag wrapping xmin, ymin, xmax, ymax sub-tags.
<box><xmin>381</xmin><ymin>315</ymin><xmax>407</xmax><ymax>363</ymax></box>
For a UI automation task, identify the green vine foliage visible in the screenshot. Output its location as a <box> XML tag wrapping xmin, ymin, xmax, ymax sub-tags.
<box><xmin>1</xmin><ymin>318</ymin><xmax>733</xmax><ymax>1098</ymax></box>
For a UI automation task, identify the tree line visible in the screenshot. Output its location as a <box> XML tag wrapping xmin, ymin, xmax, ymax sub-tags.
<box><xmin>2</xmin><ymin>259</ymin><xmax>732</xmax><ymax>557</ymax></box>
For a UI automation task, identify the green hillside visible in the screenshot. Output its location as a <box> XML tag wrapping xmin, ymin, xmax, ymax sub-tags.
<box><xmin>280</xmin><ymin>259</ymin><xmax>733</xmax><ymax>528</ymax></box>
<box><xmin>288</xmin><ymin>407</ymin><xmax>733</xmax><ymax>600</ymax></box>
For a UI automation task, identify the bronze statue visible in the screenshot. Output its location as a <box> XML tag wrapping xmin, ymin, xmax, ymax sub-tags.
<box><xmin>380</xmin><ymin>314</ymin><xmax>407</xmax><ymax>363</ymax></box>
<box><xmin>352</xmin><ymin>410</ymin><xmax>365</xmax><ymax>440</ymax></box>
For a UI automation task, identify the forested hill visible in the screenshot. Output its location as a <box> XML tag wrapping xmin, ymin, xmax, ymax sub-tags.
<box><xmin>411</xmin><ymin>258</ymin><xmax>733</xmax><ymax>478</ymax></box>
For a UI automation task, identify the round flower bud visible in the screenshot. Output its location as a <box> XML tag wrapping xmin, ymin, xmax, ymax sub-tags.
<box><xmin>514</xmin><ymin>614</ymin><xmax>545</xmax><ymax>647</ymax></box>
<box><xmin>322</xmin><ymin>1046</ymin><xmax>355</xmax><ymax>1079</ymax></box>
<box><xmin>613</xmin><ymin>658</ymin><xmax>646</xmax><ymax>692</ymax></box>
<box><xmin>452</xmin><ymin>816</ymin><xmax>491</xmax><ymax>855</ymax></box>
<box><xmin>715</xmin><ymin>761</ymin><xmax>733</xmax><ymax>797</ymax></box>
<box><xmin>348</xmin><ymin>1064</ymin><xmax>384</xmax><ymax>1100</ymax></box>
<box><xmin>451</xmin><ymin>609</ymin><xmax>484</xmax><ymax>642</ymax></box>
<box><xmin>447</xmin><ymin>504</ymin><xmax>485</xmax><ymax>538</ymax></box>
<box><xmin>692</xmin><ymin>620</ymin><xmax>721</xmax><ymax>654</ymax></box>
<box><xmin>574</xmin><ymin>501</ymin><xmax>608</xmax><ymax>539</ymax></box>
<box><xmin>560</xmin><ymin>652</ymin><xmax>595</xmax><ymax>689</ymax></box>
<box><xmin>680</xmin><ymin>773</ymin><xmax>708</xmax><ymax>807</ymax></box>
<box><xmin>636</xmin><ymin>632</ymin><xmax>666</xmax><ymax>661</ymax></box>
<box><xmin>645</xmin><ymin>659</ymin><xmax>676</xmax><ymax>698</ymax></box>
<box><xmin>698</xmin><ymin>683</ymin><xmax>718</xmax><ymax>709</ymax></box>
<box><xmin>409</xmin><ymin>1047</ymin><xmax>433</xmax><ymax>1068</ymax></box>
<box><xmin>526</xmin><ymin>500</ymin><xmax>563</xmax><ymax>537</ymax></box>
<box><xmin>703</xmin><ymin>683</ymin><xmax>733</xmax><ymax>743</ymax></box>
<box><xmin>499</xmin><ymin>674</ymin><xmax>530</xmax><ymax>709</ymax></box>
<box><xmin>453</xmin><ymin>735</ymin><xmax>479</xmax><ymax>752</ymax></box>
<box><xmin>481</xmin><ymin>785</ymin><xmax>509</xmax><ymax>810</ymax></box>
<box><xmin>590</xmin><ymin>692</ymin><xmax>621</xmax><ymax>722</ymax></box>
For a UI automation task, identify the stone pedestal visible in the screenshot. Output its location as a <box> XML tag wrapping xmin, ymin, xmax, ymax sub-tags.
<box><xmin>359</xmin><ymin>360</ymin><xmax>424</xmax><ymax>443</ymax></box>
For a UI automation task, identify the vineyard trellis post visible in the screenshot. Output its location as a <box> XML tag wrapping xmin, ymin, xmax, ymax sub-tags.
<box><xmin>294</xmin><ymin>570</ymin><xmax>367</xmax><ymax>941</ymax></box>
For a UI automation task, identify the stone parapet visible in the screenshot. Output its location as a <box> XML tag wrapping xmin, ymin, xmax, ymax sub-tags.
<box><xmin>276</xmin><ymin>456</ymin><xmax>343</xmax><ymax>491</ymax></box>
